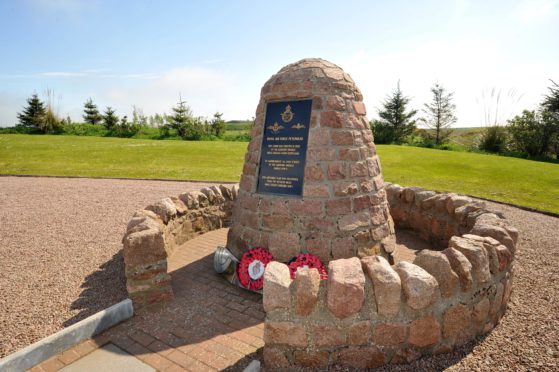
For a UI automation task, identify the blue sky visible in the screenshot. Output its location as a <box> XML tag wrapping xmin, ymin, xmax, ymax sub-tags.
<box><xmin>0</xmin><ymin>0</ymin><xmax>557</xmax><ymax>126</ymax></box>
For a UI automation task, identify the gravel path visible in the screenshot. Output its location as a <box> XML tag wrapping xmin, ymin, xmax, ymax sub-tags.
<box><xmin>0</xmin><ymin>176</ymin><xmax>222</xmax><ymax>358</ymax></box>
<box><xmin>1</xmin><ymin>176</ymin><xmax>558</xmax><ymax>370</ymax></box>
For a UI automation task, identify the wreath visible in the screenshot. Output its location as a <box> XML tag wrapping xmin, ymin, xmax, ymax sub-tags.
<box><xmin>287</xmin><ymin>253</ymin><xmax>328</xmax><ymax>280</ymax></box>
<box><xmin>236</xmin><ymin>247</ymin><xmax>273</xmax><ymax>290</ymax></box>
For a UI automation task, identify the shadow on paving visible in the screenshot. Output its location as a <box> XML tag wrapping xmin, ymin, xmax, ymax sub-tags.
<box><xmin>65</xmin><ymin>228</ymin><xmax>496</xmax><ymax>371</ymax></box>
<box><xmin>64</xmin><ymin>250</ymin><xmax>127</xmax><ymax>327</ymax></box>
<box><xmin>89</xmin><ymin>231</ymin><xmax>266</xmax><ymax>371</ymax></box>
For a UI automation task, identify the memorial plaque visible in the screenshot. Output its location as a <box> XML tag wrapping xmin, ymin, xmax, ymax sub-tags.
<box><xmin>256</xmin><ymin>99</ymin><xmax>312</xmax><ymax>196</ymax></box>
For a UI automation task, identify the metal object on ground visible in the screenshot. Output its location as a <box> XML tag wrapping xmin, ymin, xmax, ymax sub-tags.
<box><xmin>213</xmin><ymin>246</ymin><xmax>238</xmax><ymax>274</ymax></box>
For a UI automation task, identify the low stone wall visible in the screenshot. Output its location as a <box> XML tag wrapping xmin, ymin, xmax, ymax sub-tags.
<box><xmin>122</xmin><ymin>184</ymin><xmax>238</xmax><ymax>309</ymax></box>
<box><xmin>262</xmin><ymin>185</ymin><xmax>518</xmax><ymax>369</ymax></box>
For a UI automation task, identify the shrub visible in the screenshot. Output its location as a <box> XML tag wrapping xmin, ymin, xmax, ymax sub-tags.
<box><xmin>62</xmin><ymin>123</ymin><xmax>108</xmax><ymax>136</ymax></box>
<box><xmin>479</xmin><ymin>126</ymin><xmax>508</xmax><ymax>153</ymax></box>
<box><xmin>507</xmin><ymin>110</ymin><xmax>558</xmax><ymax>159</ymax></box>
<box><xmin>370</xmin><ymin>120</ymin><xmax>395</xmax><ymax>144</ymax></box>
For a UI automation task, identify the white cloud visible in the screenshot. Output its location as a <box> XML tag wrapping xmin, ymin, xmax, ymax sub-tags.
<box><xmin>340</xmin><ymin>39</ymin><xmax>554</xmax><ymax>126</ymax></box>
<box><xmin>40</xmin><ymin>71</ymin><xmax>86</xmax><ymax>77</ymax></box>
<box><xmin>513</xmin><ymin>0</ymin><xmax>559</xmax><ymax>23</ymax></box>
<box><xmin>102</xmin><ymin>66</ymin><xmax>255</xmax><ymax>120</ymax></box>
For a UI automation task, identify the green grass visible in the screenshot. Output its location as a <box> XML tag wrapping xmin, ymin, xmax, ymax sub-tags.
<box><xmin>0</xmin><ymin>134</ymin><xmax>247</xmax><ymax>181</ymax></box>
<box><xmin>1</xmin><ymin>134</ymin><xmax>558</xmax><ymax>213</ymax></box>
<box><xmin>379</xmin><ymin>145</ymin><xmax>559</xmax><ymax>213</ymax></box>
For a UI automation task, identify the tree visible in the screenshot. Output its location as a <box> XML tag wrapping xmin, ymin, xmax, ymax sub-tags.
<box><xmin>507</xmin><ymin>110</ymin><xmax>558</xmax><ymax>158</ymax></box>
<box><xmin>131</xmin><ymin>105</ymin><xmax>148</xmax><ymax>127</ymax></box>
<box><xmin>17</xmin><ymin>93</ymin><xmax>46</xmax><ymax>131</ymax></box>
<box><xmin>83</xmin><ymin>98</ymin><xmax>102</xmax><ymax>125</ymax></box>
<box><xmin>164</xmin><ymin>96</ymin><xmax>205</xmax><ymax>140</ymax></box>
<box><xmin>210</xmin><ymin>112</ymin><xmax>226</xmax><ymax>137</ymax></box>
<box><xmin>541</xmin><ymin>80</ymin><xmax>559</xmax><ymax>117</ymax></box>
<box><xmin>103</xmin><ymin>107</ymin><xmax>119</xmax><ymax>129</ymax></box>
<box><xmin>421</xmin><ymin>83</ymin><xmax>457</xmax><ymax>145</ymax></box>
<box><xmin>372</xmin><ymin>82</ymin><xmax>417</xmax><ymax>144</ymax></box>
<box><xmin>541</xmin><ymin>80</ymin><xmax>559</xmax><ymax>158</ymax></box>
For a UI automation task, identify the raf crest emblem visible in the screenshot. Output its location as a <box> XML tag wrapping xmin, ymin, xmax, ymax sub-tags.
<box><xmin>280</xmin><ymin>104</ymin><xmax>294</xmax><ymax>123</ymax></box>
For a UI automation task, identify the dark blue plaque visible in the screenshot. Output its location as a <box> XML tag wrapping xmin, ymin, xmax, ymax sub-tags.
<box><xmin>256</xmin><ymin>99</ymin><xmax>312</xmax><ymax>196</ymax></box>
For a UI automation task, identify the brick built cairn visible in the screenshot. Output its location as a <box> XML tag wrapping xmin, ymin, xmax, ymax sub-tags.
<box><xmin>226</xmin><ymin>58</ymin><xmax>396</xmax><ymax>263</ymax></box>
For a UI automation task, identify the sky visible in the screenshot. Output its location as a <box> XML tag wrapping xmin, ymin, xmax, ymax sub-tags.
<box><xmin>0</xmin><ymin>0</ymin><xmax>557</xmax><ymax>127</ymax></box>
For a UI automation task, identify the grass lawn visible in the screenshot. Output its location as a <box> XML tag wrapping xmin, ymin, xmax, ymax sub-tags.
<box><xmin>379</xmin><ymin>145</ymin><xmax>559</xmax><ymax>214</ymax></box>
<box><xmin>0</xmin><ymin>134</ymin><xmax>247</xmax><ymax>181</ymax></box>
<box><xmin>1</xmin><ymin>134</ymin><xmax>558</xmax><ymax>213</ymax></box>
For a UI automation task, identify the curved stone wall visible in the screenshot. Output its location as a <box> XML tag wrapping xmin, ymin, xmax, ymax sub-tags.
<box><xmin>262</xmin><ymin>185</ymin><xmax>517</xmax><ymax>369</ymax></box>
<box><xmin>122</xmin><ymin>184</ymin><xmax>238</xmax><ymax>309</ymax></box>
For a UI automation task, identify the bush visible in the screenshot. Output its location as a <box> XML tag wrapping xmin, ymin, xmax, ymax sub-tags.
<box><xmin>223</xmin><ymin>132</ymin><xmax>251</xmax><ymax>142</ymax></box>
<box><xmin>507</xmin><ymin>110</ymin><xmax>559</xmax><ymax>159</ymax></box>
<box><xmin>0</xmin><ymin>125</ymin><xmax>35</xmax><ymax>134</ymax></box>
<box><xmin>370</xmin><ymin>120</ymin><xmax>395</xmax><ymax>144</ymax></box>
<box><xmin>62</xmin><ymin>123</ymin><xmax>108</xmax><ymax>136</ymax></box>
<box><xmin>479</xmin><ymin>126</ymin><xmax>508</xmax><ymax>153</ymax></box>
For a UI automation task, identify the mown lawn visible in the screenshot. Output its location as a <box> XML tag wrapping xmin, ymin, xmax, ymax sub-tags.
<box><xmin>1</xmin><ymin>134</ymin><xmax>558</xmax><ymax>213</ymax></box>
<box><xmin>0</xmin><ymin>134</ymin><xmax>247</xmax><ymax>181</ymax></box>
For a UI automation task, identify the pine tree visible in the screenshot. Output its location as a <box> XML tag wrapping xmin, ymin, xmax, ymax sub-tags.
<box><xmin>166</xmin><ymin>96</ymin><xmax>196</xmax><ymax>139</ymax></box>
<box><xmin>373</xmin><ymin>82</ymin><xmax>417</xmax><ymax>144</ymax></box>
<box><xmin>17</xmin><ymin>93</ymin><xmax>46</xmax><ymax>131</ymax></box>
<box><xmin>83</xmin><ymin>98</ymin><xmax>102</xmax><ymax>125</ymax></box>
<box><xmin>103</xmin><ymin>107</ymin><xmax>119</xmax><ymax>129</ymax></box>
<box><xmin>210</xmin><ymin>112</ymin><xmax>226</xmax><ymax>137</ymax></box>
<box><xmin>421</xmin><ymin>83</ymin><xmax>457</xmax><ymax>145</ymax></box>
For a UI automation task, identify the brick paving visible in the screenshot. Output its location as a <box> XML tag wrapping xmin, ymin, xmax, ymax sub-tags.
<box><xmin>34</xmin><ymin>228</ymin><xmax>263</xmax><ymax>372</ymax></box>
<box><xmin>32</xmin><ymin>228</ymin><xmax>420</xmax><ymax>371</ymax></box>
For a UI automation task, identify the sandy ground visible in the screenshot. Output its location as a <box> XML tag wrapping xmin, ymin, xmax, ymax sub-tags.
<box><xmin>1</xmin><ymin>176</ymin><xmax>558</xmax><ymax>370</ymax></box>
<box><xmin>0</xmin><ymin>176</ymin><xmax>222</xmax><ymax>358</ymax></box>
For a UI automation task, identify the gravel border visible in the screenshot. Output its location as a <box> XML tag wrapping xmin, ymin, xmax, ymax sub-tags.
<box><xmin>0</xmin><ymin>176</ymin><xmax>219</xmax><ymax>358</ymax></box>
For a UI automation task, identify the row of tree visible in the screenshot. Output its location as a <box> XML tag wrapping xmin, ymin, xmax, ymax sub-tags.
<box><xmin>371</xmin><ymin>82</ymin><xmax>457</xmax><ymax>146</ymax></box>
<box><xmin>16</xmin><ymin>94</ymin><xmax>226</xmax><ymax>140</ymax></box>
<box><xmin>370</xmin><ymin>80</ymin><xmax>559</xmax><ymax>160</ymax></box>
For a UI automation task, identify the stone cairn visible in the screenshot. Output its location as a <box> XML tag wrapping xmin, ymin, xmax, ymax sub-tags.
<box><xmin>120</xmin><ymin>58</ymin><xmax>518</xmax><ymax>368</ymax></box>
<box><xmin>226</xmin><ymin>58</ymin><xmax>396</xmax><ymax>263</ymax></box>
<box><xmin>240</xmin><ymin>59</ymin><xmax>518</xmax><ymax>368</ymax></box>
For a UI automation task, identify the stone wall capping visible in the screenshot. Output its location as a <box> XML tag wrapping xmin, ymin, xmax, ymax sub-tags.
<box><xmin>263</xmin><ymin>184</ymin><xmax>517</xmax><ymax>369</ymax></box>
<box><xmin>122</xmin><ymin>184</ymin><xmax>238</xmax><ymax>309</ymax></box>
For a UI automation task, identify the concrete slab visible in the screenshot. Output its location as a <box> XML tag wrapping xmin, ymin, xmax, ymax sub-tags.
<box><xmin>60</xmin><ymin>343</ymin><xmax>154</xmax><ymax>372</ymax></box>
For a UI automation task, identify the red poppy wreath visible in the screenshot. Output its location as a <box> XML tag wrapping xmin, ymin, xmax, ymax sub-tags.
<box><xmin>236</xmin><ymin>247</ymin><xmax>273</xmax><ymax>290</ymax></box>
<box><xmin>288</xmin><ymin>253</ymin><xmax>328</xmax><ymax>280</ymax></box>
